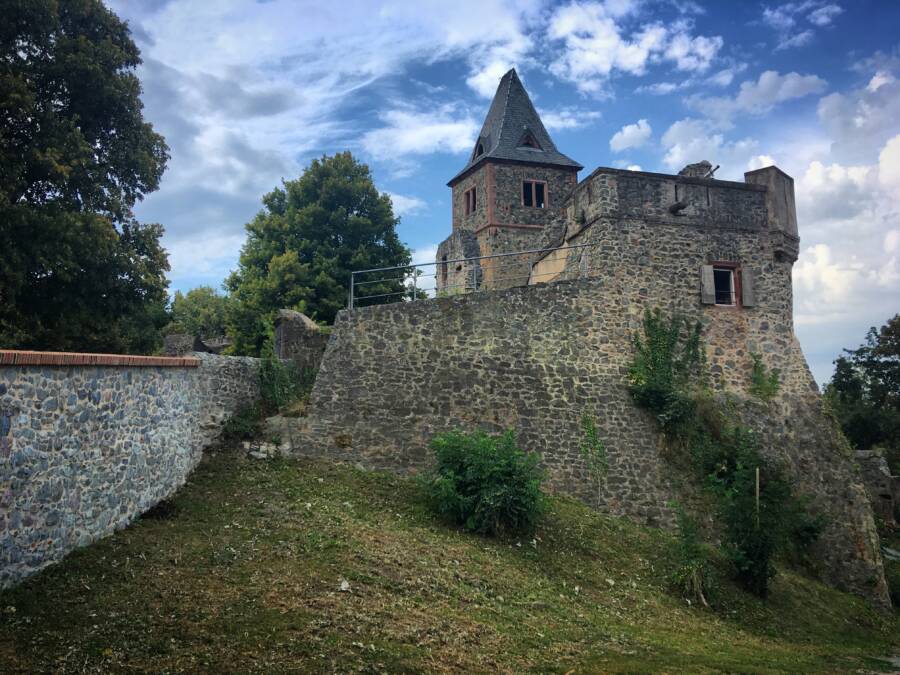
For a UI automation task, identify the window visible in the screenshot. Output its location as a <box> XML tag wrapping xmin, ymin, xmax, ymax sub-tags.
<box><xmin>464</xmin><ymin>186</ymin><xmax>477</xmax><ymax>216</ymax></box>
<box><xmin>518</xmin><ymin>131</ymin><xmax>541</xmax><ymax>150</ymax></box>
<box><xmin>440</xmin><ymin>255</ymin><xmax>448</xmax><ymax>286</ymax></box>
<box><xmin>475</xmin><ymin>142</ymin><xmax>484</xmax><ymax>157</ymax></box>
<box><xmin>701</xmin><ymin>263</ymin><xmax>754</xmax><ymax>308</ymax></box>
<box><xmin>522</xmin><ymin>180</ymin><xmax>546</xmax><ymax>208</ymax></box>
<box><xmin>713</xmin><ymin>267</ymin><xmax>735</xmax><ymax>305</ymax></box>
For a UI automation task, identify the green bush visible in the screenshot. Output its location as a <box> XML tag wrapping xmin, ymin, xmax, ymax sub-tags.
<box><xmin>628</xmin><ymin>309</ymin><xmax>704</xmax><ymax>437</ymax></box>
<box><xmin>221</xmin><ymin>404</ymin><xmax>263</xmax><ymax>442</ymax></box>
<box><xmin>885</xmin><ymin>560</ymin><xmax>900</xmax><ymax>608</ymax></box>
<box><xmin>669</xmin><ymin>503</ymin><xmax>715</xmax><ymax>607</ymax></box>
<box><xmin>425</xmin><ymin>430</ymin><xmax>545</xmax><ymax>536</ymax></box>
<box><xmin>749</xmin><ymin>353</ymin><xmax>780</xmax><ymax>402</ymax></box>
<box><xmin>258</xmin><ymin>340</ymin><xmax>317</xmax><ymax>412</ymax></box>
<box><xmin>629</xmin><ymin>309</ymin><xmax>820</xmax><ymax>598</ymax></box>
<box><xmin>579</xmin><ymin>411</ymin><xmax>609</xmax><ymax>503</ymax></box>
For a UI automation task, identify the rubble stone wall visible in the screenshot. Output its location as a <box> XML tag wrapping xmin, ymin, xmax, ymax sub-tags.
<box><xmin>0</xmin><ymin>352</ymin><xmax>259</xmax><ymax>588</ymax></box>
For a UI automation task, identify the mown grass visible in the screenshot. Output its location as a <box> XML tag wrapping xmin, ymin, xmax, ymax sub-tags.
<box><xmin>1</xmin><ymin>449</ymin><xmax>898</xmax><ymax>673</ymax></box>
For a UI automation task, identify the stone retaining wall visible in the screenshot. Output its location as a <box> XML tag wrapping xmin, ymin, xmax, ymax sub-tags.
<box><xmin>275</xmin><ymin>274</ymin><xmax>889</xmax><ymax>608</ymax></box>
<box><xmin>0</xmin><ymin>351</ymin><xmax>259</xmax><ymax>588</ymax></box>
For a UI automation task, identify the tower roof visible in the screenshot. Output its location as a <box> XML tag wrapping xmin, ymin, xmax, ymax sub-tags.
<box><xmin>448</xmin><ymin>68</ymin><xmax>583</xmax><ymax>186</ymax></box>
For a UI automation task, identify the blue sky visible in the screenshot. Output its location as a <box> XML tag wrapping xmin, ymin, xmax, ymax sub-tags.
<box><xmin>107</xmin><ymin>0</ymin><xmax>900</xmax><ymax>385</ymax></box>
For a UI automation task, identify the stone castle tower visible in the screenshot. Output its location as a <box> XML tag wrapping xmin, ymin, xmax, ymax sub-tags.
<box><xmin>436</xmin><ymin>69</ymin><xmax>582</xmax><ymax>292</ymax></box>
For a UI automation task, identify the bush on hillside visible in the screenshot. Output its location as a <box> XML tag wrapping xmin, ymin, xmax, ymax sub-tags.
<box><xmin>425</xmin><ymin>430</ymin><xmax>545</xmax><ymax>536</ymax></box>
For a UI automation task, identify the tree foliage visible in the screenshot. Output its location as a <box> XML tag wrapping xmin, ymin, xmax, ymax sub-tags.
<box><xmin>166</xmin><ymin>286</ymin><xmax>231</xmax><ymax>339</ymax></box>
<box><xmin>0</xmin><ymin>0</ymin><xmax>170</xmax><ymax>353</ymax></box>
<box><xmin>825</xmin><ymin>314</ymin><xmax>900</xmax><ymax>473</ymax></box>
<box><xmin>225</xmin><ymin>152</ymin><xmax>411</xmax><ymax>355</ymax></box>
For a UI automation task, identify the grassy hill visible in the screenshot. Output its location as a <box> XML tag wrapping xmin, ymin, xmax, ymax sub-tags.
<box><xmin>1</xmin><ymin>448</ymin><xmax>898</xmax><ymax>673</ymax></box>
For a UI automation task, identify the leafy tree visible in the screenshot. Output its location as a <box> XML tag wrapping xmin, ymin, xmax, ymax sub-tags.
<box><xmin>166</xmin><ymin>286</ymin><xmax>231</xmax><ymax>339</ymax></box>
<box><xmin>226</xmin><ymin>152</ymin><xmax>412</xmax><ymax>356</ymax></box>
<box><xmin>825</xmin><ymin>315</ymin><xmax>900</xmax><ymax>473</ymax></box>
<box><xmin>0</xmin><ymin>0</ymin><xmax>170</xmax><ymax>353</ymax></box>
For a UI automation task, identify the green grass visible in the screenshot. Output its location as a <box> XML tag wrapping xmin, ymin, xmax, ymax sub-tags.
<box><xmin>1</xmin><ymin>449</ymin><xmax>898</xmax><ymax>673</ymax></box>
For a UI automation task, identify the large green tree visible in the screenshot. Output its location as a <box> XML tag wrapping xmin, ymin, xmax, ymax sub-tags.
<box><xmin>0</xmin><ymin>0</ymin><xmax>170</xmax><ymax>353</ymax></box>
<box><xmin>166</xmin><ymin>286</ymin><xmax>231</xmax><ymax>339</ymax></box>
<box><xmin>825</xmin><ymin>314</ymin><xmax>900</xmax><ymax>472</ymax></box>
<box><xmin>226</xmin><ymin>152</ymin><xmax>411</xmax><ymax>355</ymax></box>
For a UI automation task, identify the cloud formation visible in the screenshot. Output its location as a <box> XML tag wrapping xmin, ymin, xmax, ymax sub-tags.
<box><xmin>610</xmin><ymin>119</ymin><xmax>652</xmax><ymax>151</ymax></box>
<box><xmin>547</xmin><ymin>1</ymin><xmax>723</xmax><ymax>95</ymax></box>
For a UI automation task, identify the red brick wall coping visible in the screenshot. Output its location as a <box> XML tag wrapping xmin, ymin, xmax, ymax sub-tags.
<box><xmin>0</xmin><ymin>350</ymin><xmax>200</xmax><ymax>368</ymax></box>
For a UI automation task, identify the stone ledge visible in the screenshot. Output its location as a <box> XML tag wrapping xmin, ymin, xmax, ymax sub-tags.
<box><xmin>0</xmin><ymin>350</ymin><xmax>200</xmax><ymax>368</ymax></box>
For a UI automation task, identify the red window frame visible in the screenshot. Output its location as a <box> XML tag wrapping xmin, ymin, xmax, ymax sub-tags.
<box><xmin>522</xmin><ymin>179</ymin><xmax>548</xmax><ymax>208</ymax></box>
<box><xmin>710</xmin><ymin>261</ymin><xmax>742</xmax><ymax>308</ymax></box>
<box><xmin>464</xmin><ymin>186</ymin><xmax>477</xmax><ymax>216</ymax></box>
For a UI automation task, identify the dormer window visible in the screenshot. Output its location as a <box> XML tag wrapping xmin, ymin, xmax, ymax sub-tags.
<box><xmin>475</xmin><ymin>142</ymin><xmax>484</xmax><ymax>157</ymax></box>
<box><xmin>518</xmin><ymin>129</ymin><xmax>542</xmax><ymax>151</ymax></box>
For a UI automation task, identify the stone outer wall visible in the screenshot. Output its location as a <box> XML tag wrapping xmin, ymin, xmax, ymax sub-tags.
<box><xmin>0</xmin><ymin>352</ymin><xmax>259</xmax><ymax>588</ymax></box>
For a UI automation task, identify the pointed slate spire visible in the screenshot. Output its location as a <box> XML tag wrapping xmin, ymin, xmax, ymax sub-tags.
<box><xmin>449</xmin><ymin>68</ymin><xmax>582</xmax><ymax>185</ymax></box>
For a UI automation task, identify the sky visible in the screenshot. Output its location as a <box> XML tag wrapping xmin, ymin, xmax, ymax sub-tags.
<box><xmin>106</xmin><ymin>0</ymin><xmax>900</xmax><ymax>386</ymax></box>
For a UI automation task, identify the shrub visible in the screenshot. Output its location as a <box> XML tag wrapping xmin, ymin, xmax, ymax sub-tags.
<box><xmin>221</xmin><ymin>404</ymin><xmax>263</xmax><ymax>442</ymax></box>
<box><xmin>258</xmin><ymin>340</ymin><xmax>317</xmax><ymax>412</ymax></box>
<box><xmin>579</xmin><ymin>411</ymin><xmax>609</xmax><ymax>503</ymax></box>
<box><xmin>669</xmin><ymin>503</ymin><xmax>715</xmax><ymax>607</ymax></box>
<box><xmin>425</xmin><ymin>430</ymin><xmax>545</xmax><ymax>536</ymax></box>
<box><xmin>628</xmin><ymin>309</ymin><xmax>704</xmax><ymax>438</ymax></box>
<box><xmin>629</xmin><ymin>309</ymin><xmax>820</xmax><ymax>599</ymax></box>
<box><xmin>885</xmin><ymin>560</ymin><xmax>900</xmax><ymax>608</ymax></box>
<box><xmin>749</xmin><ymin>353</ymin><xmax>780</xmax><ymax>402</ymax></box>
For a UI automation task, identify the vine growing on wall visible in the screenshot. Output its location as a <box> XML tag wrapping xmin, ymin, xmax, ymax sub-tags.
<box><xmin>628</xmin><ymin>309</ymin><xmax>821</xmax><ymax>599</ymax></box>
<box><xmin>579</xmin><ymin>411</ymin><xmax>609</xmax><ymax>504</ymax></box>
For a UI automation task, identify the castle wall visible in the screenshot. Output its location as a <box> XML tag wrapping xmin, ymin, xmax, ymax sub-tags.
<box><xmin>0</xmin><ymin>352</ymin><xmax>259</xmax><ymax>588</ymax></box>
<box><xmin>280</xmin><ymin>196</ymin><xmax>889</xmax><ymax>606</ymax></box>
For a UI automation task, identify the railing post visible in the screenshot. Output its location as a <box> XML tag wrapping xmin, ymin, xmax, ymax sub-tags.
<box><xmin>349</xmin><ymin>272</ymin><xmax>355</xmax><ymax>310</ymax></box>
<box><xmin>413</xmin><ymin>266</ymin><xmax>417</xmax><ymax>301</ymax></box>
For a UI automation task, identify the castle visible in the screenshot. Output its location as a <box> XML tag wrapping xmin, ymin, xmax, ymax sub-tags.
<box><xmin>436</xmin><ymin>68</ymin><xmax>798</xmax><ymax>303</ymax></box>
<box><xmin>283</xmin><ymin>69</ymin><xmax>890</xmax><ymax>608</ymax></box>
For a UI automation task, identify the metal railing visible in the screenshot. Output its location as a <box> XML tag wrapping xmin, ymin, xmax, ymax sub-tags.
<box><xmin>348</xmin><ymin>242</ymin><xmax>596</xmax><ymax>309</ymax></box>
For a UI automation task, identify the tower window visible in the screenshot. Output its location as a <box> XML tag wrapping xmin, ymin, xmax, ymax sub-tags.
<box><xmin>464</xmin><ymin>186</ymin><xmax>477</xmax><ymax>216</ymax></box>
<box><xmin>475</xmin><ymin>142</ymin><xmax>484</xmax><ymax>157</ymax></box>
<box><xmin>518</xmin><ymin>130</ymin><xmax>542</xmax><ymax>150</ymax></box>
<box><xmin>522</xmin><ymin>180</ymin><xmax>547</xmax><ymax>208</ymax></box>
<box><xmin>713</xmin><ymin>267</ymin><xmax>735</xmax><ymax>305</ymax></box>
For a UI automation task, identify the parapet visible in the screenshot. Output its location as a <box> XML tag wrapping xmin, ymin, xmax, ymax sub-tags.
<box><xmin>744</xmin><ymin>165</ymin><xmax>798</xmax><ymax>238</ymax></box>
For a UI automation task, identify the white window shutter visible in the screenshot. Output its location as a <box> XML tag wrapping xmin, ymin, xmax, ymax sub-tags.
<box><xmin>742</xmin><ymin>268</ymin><xmax>756</xmax><ymax>307</ymax></box>
<box><xmin>700</xmin><ymin>265</ymin><xmax>715</xmax><ymax>304</ymax></box>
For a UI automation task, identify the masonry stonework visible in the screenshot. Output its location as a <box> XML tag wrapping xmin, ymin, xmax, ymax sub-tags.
<box><xmin>0</xmin><ymin>352</ymin><xmax>259</xmax><ymax>588</ymax></box>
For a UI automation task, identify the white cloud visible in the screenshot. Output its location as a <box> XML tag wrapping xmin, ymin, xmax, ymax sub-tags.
<box><xmin>538</xmin><ymin>107</ymin><xmax>603</xmax><ymax>131</ymax></box>
<box><xmin>626</xmin><ymin>164</ymin><xmax>642</xmax><ymax>171</ymax></box>
<box><xmin>807</xmin><ymin>3</ymin><xmax>843</xmax><ymax>26</ymax></box>
<box><xmin>775</xmin><ymin>30</ymin><xmax>814</xmax><ymax>51</ymax></box>
<box><xmin>747</xmin><ymin>154</ymin><xmax>777</xmax><ymax>170</ymax></box>
<box><xmin>547</xmin><ymin>1</ymin><xmax>722</xmax><ymax>95</ymax></box>
<box><xmin>610</xmin><ymin>118</ymin><xmax>652</xmax><ymax>151</ymax></box>
<box><xmin>386</xmin><ymin>193</ymin><xmax>427</xmax><ymax>217</ymax></box>
<box><xmin>660</xmin><ymin>118</ymin><xmax>759</xmax><ymax>178</ymax></box>
<box><xmin>361</xmin><ymin>105</ymin><xmax>478</xmax><ymax>160</ymax></box>
<box><xmin>817</xmin><ymin>69</ymin><xmax>900</xmax><ymax>163</ymax></box>
<box><xmin>687</xmin><ymin>70</ymin><xmax>827</xmax><ymax>126</ymax></box>
<box><xmin>761</xmin><ymin>2</ymin><xmax>843</xmax><ymax>50</ymax></box>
